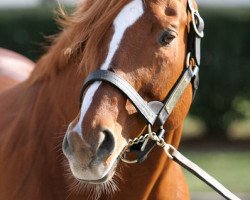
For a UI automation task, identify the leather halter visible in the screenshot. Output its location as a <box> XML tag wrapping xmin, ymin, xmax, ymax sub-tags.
<box><xmin>79</xmin><ymin>1</ymin><xmax>241</xmax><ymax>200</ymax></box>
<box><xmin>80</xmin><ymin>0</ymin><xmax>204</xmax><ymax>159</ymax></box>
<box><xmin>80</xmin><ymin>0</ymin><xmax>203</xmax><ymax>125</ymax></box>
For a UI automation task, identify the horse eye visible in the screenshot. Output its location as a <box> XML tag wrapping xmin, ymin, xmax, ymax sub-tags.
<box><xmin>158</xmin><ymin>31</ymin><xmax>176</xmax><ymax>46</ymax></box>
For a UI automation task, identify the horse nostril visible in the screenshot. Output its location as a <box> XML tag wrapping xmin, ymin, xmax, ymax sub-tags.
<box><xmin>62</xmin><ymin>134</ymin><xmax>72</xmax><ymax>156</ymax></box>
<box><xmin>96</xmin><ymin>130</ymin><xmax>115</xmax><ymax>160</ymax></box>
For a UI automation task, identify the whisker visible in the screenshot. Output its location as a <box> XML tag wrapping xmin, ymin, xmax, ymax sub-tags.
<box><xmin>63</xmin><ymin>169</ymin><xmax>121</xmax><ymax>200</ymax></box>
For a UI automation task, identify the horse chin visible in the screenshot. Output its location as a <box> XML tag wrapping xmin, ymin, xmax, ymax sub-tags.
<box><xmin>68</xmin><ymin>159</ymin><xmax>120</xmax><ymax>199</ymax></box>
<box><xmin>77</xmin><ymin>170</ymin><xmax>114</xmax><ymax>185</ymax></box>
<box><xmin>71</xmin><ymin>159</ymin><xmax>118</xmax><ymax>185</ymax></box>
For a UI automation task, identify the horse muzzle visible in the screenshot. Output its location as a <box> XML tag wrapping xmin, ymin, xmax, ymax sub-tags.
<box><xmin>62</xmin><ymin>126</ymin><xmax>119</xmax><ymax>183</ymax></box>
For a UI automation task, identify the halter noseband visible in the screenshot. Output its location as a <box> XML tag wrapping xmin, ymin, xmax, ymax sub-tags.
<box><xmin>79</xmin><ymin>0</ymin><xmax>204</xmax><ymax>163</ymax></box>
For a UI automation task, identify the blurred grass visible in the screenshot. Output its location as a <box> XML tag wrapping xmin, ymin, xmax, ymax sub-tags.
<box><xmin>183</xmin><ymin>151</ymin><xmax>250</xmax><ymax>192</ymax></box>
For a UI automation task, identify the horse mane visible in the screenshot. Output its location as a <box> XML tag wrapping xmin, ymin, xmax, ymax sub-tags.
<box><xmin>28</xmin><ymin>0</ymin><xmax>130</xmax><ymax>85</ymax></box>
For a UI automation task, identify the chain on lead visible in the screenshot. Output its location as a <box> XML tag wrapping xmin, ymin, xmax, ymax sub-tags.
<box><xmin>127</xmin><ymin>124</ymin><xmax>160</xmax><ymax>146</ymax></box>
<box><xmin>127</xmin><ymin>124</ymin><xmax>172</xmax><ymax>151</ymax></box>
<box><xmin>127</xmin><ymin>133</ymin><xmax>149</xmax><ymax>146</ymax></box>
<box><xmin>147</xmin><ymin>124</ymin><xmax>174</xmax><ymax>159</ymax></box>
<box><xmin>127</xmin><ymin>124</ymin><xmax>162</xmax><ymax>147</ymax></box>
<box><xmin>147</xmin><ymin>124</ymin><xmax>164</xmax><ymax>143</ymax></box>
<box><xmin>121</xmin><ymin>124</ymin><xmax>176</xmax><ymax>163</ymax></box>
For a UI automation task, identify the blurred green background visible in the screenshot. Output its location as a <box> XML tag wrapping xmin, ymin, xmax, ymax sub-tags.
<box><xmin>0</xmin><ymin>4</ymin><xmax>249</xmax><ymax>199</ymax></box>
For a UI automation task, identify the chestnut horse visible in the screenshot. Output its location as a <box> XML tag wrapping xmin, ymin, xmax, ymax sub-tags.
<box><xmin>0</xmin><ymin>48</ymin><xmax>34</xmax><ymax>92</ymax></box>
<box><xmin>0</xmin><ymin>0</ymin><xmax>201</xmax><ymax>199</ymax></box>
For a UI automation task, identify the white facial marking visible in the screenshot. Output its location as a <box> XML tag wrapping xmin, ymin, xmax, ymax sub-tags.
<box><xmin>100</xmin><ymin>0</ymin><xmax>144</xmax><ymax>70</ymax></box>
<box><xmin>74</xmin><ymin>0</ymin><xmax>144</xmax><ymax>136</ymax></box>
<box><xmin>74</xmin><ymin>81</ymin><xmax>101</xmax><ymax>134</ymax></box>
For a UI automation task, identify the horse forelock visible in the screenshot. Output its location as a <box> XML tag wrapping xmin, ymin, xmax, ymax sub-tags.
<box><xmin>27</xmin><ymin>0</ymin><xmax>132</xmax><ymax>85</ymax></box>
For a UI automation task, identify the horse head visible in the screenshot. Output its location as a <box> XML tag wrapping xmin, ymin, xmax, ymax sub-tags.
<box><xmin>62</xmin><ymin>0</ymin><xmax>203</xmax><ymax>189</ymax></box>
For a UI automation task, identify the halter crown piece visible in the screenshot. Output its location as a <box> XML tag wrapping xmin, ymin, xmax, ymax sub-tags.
<box><xmin>79</xmin><ymin>1</ymin><xmax>241</xmax><ymax>199</ymax></box>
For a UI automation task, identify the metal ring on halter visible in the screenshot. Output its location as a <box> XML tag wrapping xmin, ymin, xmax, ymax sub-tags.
<box><xmin>191</xmin><ymin>10</ymin><xmax>204</xmax><ymax>38</ymax></box>
<box><xmin>120</xmin><ymin>153</ymin><xmax>139</xmax><ymax>164</ymax></box>
<box><xmin>185</xmin><ymin>52</ymin><xmax>199</xmax><ymax>78</ymax></box>
<box><xmin>185</xmin><ymin>52</ymin><xmax>192</xmax><ymax>68</ymax></box>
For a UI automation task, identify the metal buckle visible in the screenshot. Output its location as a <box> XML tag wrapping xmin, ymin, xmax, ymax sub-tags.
<box><xmin>191</xmin><ymin>10</ymin><xmax>204</xmax><ymax>38</ymax></box>
<box><xmin>186</xmin><ymin>52</ymin><xmax>199</xmax><ymax>74</ymax></box>
<box><xmin>120</xmin><ymin>151</ymin><xmax>139</xmax><ymax>164</ymax></box>
<box><xmin>185</xmin><ymin>52</ymin><xmax>192</xmax><ymax>68</ymax></box>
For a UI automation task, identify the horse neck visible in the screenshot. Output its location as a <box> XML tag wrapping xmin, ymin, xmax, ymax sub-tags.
<box><xmin>0</xmin><ymin>38</ymin><xmax>83</xmax><ymax>198</ymax></box>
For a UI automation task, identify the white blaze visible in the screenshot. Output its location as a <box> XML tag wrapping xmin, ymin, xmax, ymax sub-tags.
<box><xmin>74</xmin><ymin>0</ymin><xmax>144</xmax><ymax>135</ymax></box>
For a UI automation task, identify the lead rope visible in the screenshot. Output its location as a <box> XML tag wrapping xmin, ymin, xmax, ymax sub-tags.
<box><xmin>121</xmin><ymin>125</ymin><xmax>241</xmax><ymax>200</ymax></box>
